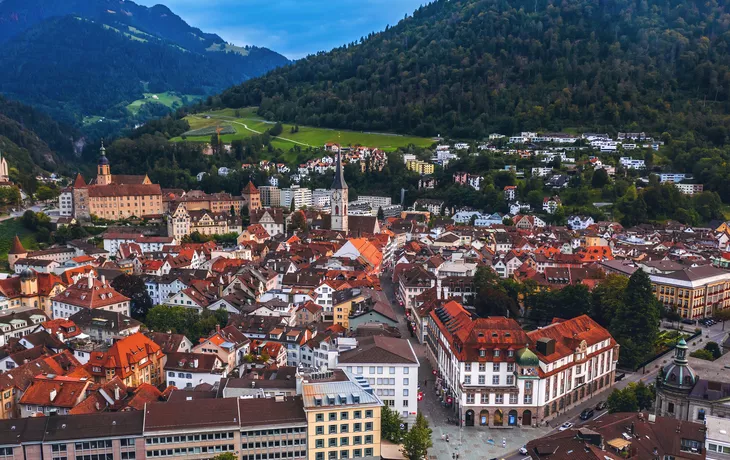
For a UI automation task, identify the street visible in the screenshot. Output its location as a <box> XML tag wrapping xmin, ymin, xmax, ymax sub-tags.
<box><xmin>379</xmin><ymin>272</ymin><xmax>730</xmax><ymax>459</ymax></box>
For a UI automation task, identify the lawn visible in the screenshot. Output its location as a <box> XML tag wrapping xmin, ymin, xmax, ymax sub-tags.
<box><xmin>0</xmin><ymin>218</ymin><xmax>39</xmax><ymax>272</ymax></box>
<box><xmin>172</xmin><ymin>107</ymin><xmax>436</xmax><ymax>152</ymax></box>
<box><xmin>127</xmin><ymin>92</ymin><xmax>201</xmax><ymax>115</ymax></box>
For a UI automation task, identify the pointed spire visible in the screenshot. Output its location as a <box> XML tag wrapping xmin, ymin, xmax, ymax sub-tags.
<box><xmin>331</xmin><ymin>149</ymin><xmax>348</xmax><ymax>190</ymax></box>
<box><xmin>9</xmin><ymin>235</ymin><xmax>25</xmax><ymax>255</ymax></box>
<box><xmin>73</xmin><ymin>173</ymin><xmax>87</xmax><ymax>188</ymax></box>
<box><xmin>100</xmin><ymin>139</ymin><xmax>106</xmax><ymax>154</ymax></box>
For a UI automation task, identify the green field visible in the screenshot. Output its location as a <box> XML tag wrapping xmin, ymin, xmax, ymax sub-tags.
<box><xmin>172</xmin><ymin>107</ymin><xmax>436</xmax><ymax>152</ymax></box>
<box><xmin>127</xmin><ymin>92</ymin><xmax>201</xmax><ymax>115</ymax></box>
<box><xmin>0</xmin><ymin>218</ymin><xmax>39</xmax><ymax>272</ymax></box>
<box><xmin>82</xmin><ymin>115</ymin><xmax>104</xmax><ymax>126</ymax></box>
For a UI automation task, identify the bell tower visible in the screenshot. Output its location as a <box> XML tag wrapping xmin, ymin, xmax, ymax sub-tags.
<box><xmin>97</xmin><ymin>141</ymin><xmax>112</xmax><ymax>186</ymax></box>
<box><xmin>330</xmin><ymin>150</ymin><xmax>348</xmax><ymax>233</ymax></box>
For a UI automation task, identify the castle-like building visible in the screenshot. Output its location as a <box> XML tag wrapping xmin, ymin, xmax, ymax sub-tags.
<box><xmin>60</xmin><ymin>144</ymin><xmax>163</xmax><ymax>220</ymax></box>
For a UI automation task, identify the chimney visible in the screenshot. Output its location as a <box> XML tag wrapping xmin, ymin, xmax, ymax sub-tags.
<box><xmin>193</xmin><ymin>358</ymin><xmax>199</xmax><ymax>369</ymax></box>
<box><xmin>101</xmin><ymin>275</ymin><xmax>106</xmax><ymax>286</ymax></box>
<box><xmin>49</xmin><ymin>388</ymin><xmax>57</xmax><ymax>402</ymax></box>
<box><xmin>87</xmin><ymin>272</ymin><xmax>94</xmax><ymax>289</ymax></box>
<box><xmin>114</xmin><ymin>386</ymin><xmax>120</xmax><ymax>401</ymax></box>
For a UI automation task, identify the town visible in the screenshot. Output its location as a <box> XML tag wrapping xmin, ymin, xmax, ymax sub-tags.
<box><xmin>0</xmin><ymin>128</ymin><xmax>723</xmax><ymax>460</ymax></box>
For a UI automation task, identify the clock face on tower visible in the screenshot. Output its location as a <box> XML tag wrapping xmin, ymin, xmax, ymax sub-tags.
<box><xmin>332</xmin><ymin>191</ymin><xmax>341</xmax><ymax>201</ymax></box>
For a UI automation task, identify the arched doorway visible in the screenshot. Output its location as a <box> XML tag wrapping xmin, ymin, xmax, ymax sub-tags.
<box><xmin>479</xmin><ymin>410</ymin><xmax>489</xmax><ymax>426</ymax></box>
<box><xmin>494</xmin><ymin>409</ymin><xmax>504</xmax><ymax>426</ymax></box>
<box><xmin>522</xmin><ymin>410</ymin><xmax>532</xmax><ymax>426</ymax></box>
<box><xmin>465</xmin><ymin>410</ymin><xmax>475</xmax><ymax>426</ymax></box>
<box><xmin>508</xmin><ymin>410</ymin><xmax>518</xmax><ymax>426</ymax></box>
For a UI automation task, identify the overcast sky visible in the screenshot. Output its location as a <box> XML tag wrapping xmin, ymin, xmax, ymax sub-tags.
<box><xmin>135</xmin><ymin>0</ymin><xmax>426</xmax><ymax>59</ymax></box>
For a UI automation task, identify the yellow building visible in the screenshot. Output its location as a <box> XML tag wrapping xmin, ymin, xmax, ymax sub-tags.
<box><xmin>332</xmin><ymin>290</ymin><xmax>366</xmax><ymax>330</ymax></box>
<box><xmin>301</xmin><ymin>370</ymin><xmax>383</xmax><ymax>460</ymax></box>
<box><xmin>406</xmin><ymin>160</ymin><xmax>434</xmax><ymax>175</ymax></box>
<box><xmin>69</xmin><ymin>144</ymin><xmax>163</xmax><ymax>220</ymax></box>
<box><xmin>650</xmin><ymin>265</ymin><xmax>730</xmax><ymax>319</ymax></box>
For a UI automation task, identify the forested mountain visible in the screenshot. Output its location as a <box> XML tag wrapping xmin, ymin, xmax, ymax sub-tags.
<box><xmin>0</xmin><ymin>0</ymin><xmax>227</xmax><ymax>52</ymax></box>
<box><xmin>0</xmin><ymin>96</ymin><xmax>79</xmax><ymax>191</ymax></box>
<box><xmin>0</xmin><ymin>0</ymin><xmax>289</xmax><ymax>133</ymax></box>
<box><xmin>203</xmin><ymin>0</ymin><xmax>730</xmax><ymax>141</ymax></box>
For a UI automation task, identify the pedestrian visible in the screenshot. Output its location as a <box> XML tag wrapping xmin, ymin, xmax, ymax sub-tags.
<box><xmin>424</xmin><ymin>379</ymin><xmax>427</xmax><ymax>387</ymax></box>
<box><xmin>445</xmin><ymin>434</ymin><xmax>450</xmax><ymax>443</ymax></box>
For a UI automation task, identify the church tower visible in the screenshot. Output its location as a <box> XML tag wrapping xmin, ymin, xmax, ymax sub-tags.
<box><xmin>330</xmin><ymin>150</ymin><xmax>348</xmax><ymax>233</ymax></box>
<box><xmin>96</xmin><ymin>141</ymin><xmax>112</xmax><ymax>186</ymax></box>
<box><xmin>0</xmin><ymin>151</ymin><xmax>9</xmax><ymax>182</ymax></box>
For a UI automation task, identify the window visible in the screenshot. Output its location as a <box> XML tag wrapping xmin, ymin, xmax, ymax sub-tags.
<box><xmin>354</xmin><ymin>410</ymin><xmax>362</xmax><ymax>419</ymax></box>
<box><xmin>328</xmin><ymin>439</ymin><xmax>337</xmax><ymax>448</ymax></box>
<box><xmin>403</xmin><ymin>367</ymin><xmax>409</xmax><ymax>374</ymax></box>
<box><xmin>365</xmin><ymin>448</ymin><xmax>373</xmax><ymax>457</ymax></box>
<box><xmin>329</xmin><ymin>425</ymin><xmax>337</xmax><ymax>434</ymax></box>
<box><xmin>507</xmin><ymin>363</ymin><xmax>515</xmax><ymax>372</ymax></box>
<box><xmin>365</xmin><ymin>435</ymin><xmax>373</xmax><ymax>444</ymax></box>
<box><xmin>365</xmin><ymin>410</ymin><xmax>373</xmax><ymax>418</ymax></box>
<box><xmin>495</xmin><ymin>394</ymin><xmax>503</xmax><ymax>404</ymax></box>
<box><xmin>506</xmin><ymin>375</ymin><xmax>514</xmax><ymax>385</ymax></box>
<box><xmin>340</xmin><ymin>437</ymin><xmax>349</xmax><ymax>446</ymax></box>
<box><xmin>316</xmin><ymin>414</ymin><xmax>324</xmax><ymax>422</ymax></box>
<box><xmin>464</xmin><ymin>375</ymin><xmax>471</xmax><ymax>384</ymax></box>
<box><xmin>698</xmin><ymin>409</ymin><xmax>706</xmax><ymax>421</ymax></box>
<box><xmin>403</xmin><ymin>389</ymin><xmax>409</xmax><ymax>396</ymax></box>
<box><xmin>494</xmin><ymin>350</ymin><xmax>500</xmax><ymax>357</ymax></box>
<box><xmin>493</xmin><ymin>363</ymin><xmax>500</xmax><ymax>372</ymax></box>
<box><xmin>509</xmin><ymin>394</ymin><xmax>518</xmax><ymax>404</ymax></box>
<box><xmin>403</xmin><ymin>378</ymin><xmax>409</xmax><ymax>386</ymax></box>
<box><xmin>369</xmin><ymin>367</ymin><xmax>375</xmax><ymax>374</ymax></box>
<box><xmin>479</xmin><ymin>363</ymin><xmax>486</xmax><ymax>372</ymax></box>
<box><xmin>329</xmin><ymin>412</ymin><xmax>337</xmax><ymax>421</ymax></box>
<box><xmin>465</xmin><ymin>363</ymin><xmax>471</xmax><ymax>372</ymax></box>
<box><xmin>492</xmin><ymin>375</ymin><xmax>500</xmax><ymax>385</ymax></box>
<box><xmin>466</xmin><ymin>394</ymin><xmax>475</xmax><ymax>404</ymax></box>
<box><xmin>377</xmin><ymin>367</ymin><xmax>383</xmax><ymax>374</ymax></box>
<box><xmin>341</xmin><ymin>412</ymin><xmax>349</xmax><ymax>420</ymax></box>
<box><xmin>668</xmin><ymin>402</ymin><xmax>675</xmax><ymax>414</ymax></box>
<box><xmin>341</xmin><ymin>451</ymin><xmax>349</xmax><ymax>459</ymax></box>
<box><xmin>365</xmin><ymin>422</ymin><xmax>373</xmax><ymax>431</ymax></box>
<box><xmin>340</xmin><ymin>424</ymin><xmax>349</xmax><ymax>433</ymax></box>
<box><xmin>353</xmin><ymin>423</ymin><xmax>362</xmax><ymax>432</ymax></box>
<box><xmin>315</xmin><ymin>440</ymin><xmax>324</xmax><ymax>448</ymax></box>
<box><xmin>478</xmin><ymin>375</ymin><xmax>485</xmax><ymax>385</ymax></box>
<box><xmin>316</xmin><ymin>426</ymin><xmax>324</xmax><ymax>435</ymax></box>
<box><xmin>389</xmin><ymin>367</ymin><xmax>396</xmax><ymax>374</ymax></box>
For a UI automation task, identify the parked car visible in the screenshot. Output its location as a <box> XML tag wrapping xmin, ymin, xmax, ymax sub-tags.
<box><xmin>595</xmin><ymin>401</ymin><xmax>607</xmax><ymax>410</ymax></box>
<box><xmin>615</xmin><ymin>372</ymin><xmax>626</xmax><ymax>382</ymax></box>
<box><xmin>580</xmin><ymin>409</ymin><xmax>595</xmax><ymax>420</ymax></box>
<box><xmin>558</xmin><ymin>422</ymin><xmax>574</xmax><ymax>431</ymax></box>
<box><xmin>519</xmin><ymin>446</ymin><xmax>528</xmax><ymax>455</ymax></box>
<box><xmin>682</xmin><ymin>319</ymin><xmax>697</xmax><ymax>325</ymax></box>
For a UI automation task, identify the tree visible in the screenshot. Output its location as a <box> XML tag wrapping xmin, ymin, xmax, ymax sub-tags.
<box><xmin>290</xmin><ymin>210</ymin><xmax>307</xmax><ymax>232</ymax></box>
<box><xmin>704</xmin><ymin>342</ymin><xmax>722</xmax><ymax>360</ymax></box>
<box><xmin>690</xmin><ymin>349</ymin><xmax>715</xmax><ymax>361</ymax></box>
<box><xmin>591</xmin><ymin>274</ymin><xmax>629</xmax><ymax>327</ymax></box>
<box><xmin>716</xmin><ymin>309</ymin><xmax>730</xmax><ymax>330</ymax></box>
<box><xmin>35</xmin><ymin>185</ymin><xmax>59</xmax><ymax>202</ymax></box>
<box><xmin>212</xmin><ymin>454</ymin><xmax>237</xmax><ymax>460</ymax></box>
<box><xmin>610</xmin><ymin>269</ymin><xmax>661</xmax><ymax>368</ymax></box>
<box><xmin>592</xmin><ymin>168</ymin><xmax>610</xmax><ymax>188</ymax></box>
<box><xmin>289</xmin><ymin>199</ymin><xmax>295</xmax><ymax>213</ymax></box>
<box><xmin>607</xmin><ymin>387</ymin><xmax>639</xmax><ymax>413</ymax></box>
<box><xmin>401</xmin><ymin>413</ymin><xmax>432</xmax><ymax>460</ymax></box>
<box><xmin>269</xmin><ymin>122</ymin><xmax>283</xmax><ymax>136</ymax></box>
<box><xmin>381</xmin><ymin>405</ymin><xmax>404</xmax><ymax>443</ymax></box>
<box><xmin>377</xmin><ymin>206</ymin><xmax>385</xmax><ymax>220</ymax></box>
<box><xmin>111</xmin><ymin>274</ymin><xmax>153</xmax><ymax>320</ymax></box>
<box><xmin>633</xmin><ymin>382</ymin><xmax>655</xmax><ymax>411</ymax></box>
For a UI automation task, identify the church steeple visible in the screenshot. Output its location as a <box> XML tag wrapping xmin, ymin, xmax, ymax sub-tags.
<box><xmin>330</xmin><ymin>149</ymin><xmax>348</xmax><ymax>233</ymax></box>
<box><xmin>97</xmin><ymin>140</ymin><xmax>112</xmax><ymax>185</ymax></box>
<box><xmin>331</xmin><ymin>150</ymin><xmax>348</xmax><ymax>190</ymax></box>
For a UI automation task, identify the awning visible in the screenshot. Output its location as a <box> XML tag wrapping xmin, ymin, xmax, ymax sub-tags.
<box><xmin>607</xmin><ymin>438</ymin><xmax>631</xmax><ymax>450</ymax></box>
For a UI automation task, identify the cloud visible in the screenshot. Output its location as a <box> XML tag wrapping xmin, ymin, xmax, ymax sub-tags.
<box><xmin>133</xmin><ymin>0</ymin><xmax>425</xmax><ymax>58</ymax></box>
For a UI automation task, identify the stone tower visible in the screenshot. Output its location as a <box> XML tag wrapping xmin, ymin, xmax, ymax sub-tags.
<box><xmin>8</xmin><ymin>235</ymin><xmax>27</xmax><ymax>270</ymax></box>
<box><xmin>655</xmin><ymin>338</ymin><xmax>698</xmax><ymax>420</ymax></box>
<box><xmin>330</xmin><ymin>150</ymin><xmax>348</xmax><ymax>233</ymax></box>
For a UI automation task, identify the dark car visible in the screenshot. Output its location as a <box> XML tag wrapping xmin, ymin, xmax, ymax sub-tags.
<box><xmin>682</xmin><ymin>319</ymin><xmax>697</xmax><ymax>325</ymax></box>
<box><xmin>580</xmin><ymin>409</ymin><xmax>595</xmax><ymax>420</ymax></box>
<box><xmin>595</xmin><ymin>401</ymin><xmax>607</xmax><ymax>410</ymax></box>
<box><xmin>615</xmin><ymin>372</ymin><xmax>626</xmax><ymax>382</ymax></box>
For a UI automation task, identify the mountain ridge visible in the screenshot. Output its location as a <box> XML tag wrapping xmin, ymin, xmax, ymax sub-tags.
<box><xmin>198</xmin><ymin>0</ymin><xmax>730</xmax><ymax>141</ymax></box>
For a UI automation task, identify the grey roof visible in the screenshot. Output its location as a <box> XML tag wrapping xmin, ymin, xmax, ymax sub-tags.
<box><xmin>331</xmin><ymin>150</ymin><xmax>348</xmax><ymax>190</ymax></box>
<box><xmin>338</xmin><ymin>336</ymin><xmax>418</xmax><ymax>365</ymax></box>
<box><xmin>302</xmin><ymin>378</ymin><xmax>381</xmax><ymax>409</ymax></box>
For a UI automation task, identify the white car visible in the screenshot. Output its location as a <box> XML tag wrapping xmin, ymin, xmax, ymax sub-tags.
<box><xmin>558</xmin><ymin>422</ymin><xmax>574</xmax><ymax>431</ymax></box>
<box><xmin>519</xmin><ymin>446</ymin><xmax>528</xmax><ymax>454</ymax></box>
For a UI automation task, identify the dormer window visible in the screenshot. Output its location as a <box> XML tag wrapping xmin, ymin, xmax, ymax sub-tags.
<box><xmin>479</xmin><ymin>350</ymin><xmax>486</xmax><ymax>358</ymax></box>
<box><xmin>494</xmin><ymin>350</ymin><xmax>500</xmax><ymax>357</ymax></box>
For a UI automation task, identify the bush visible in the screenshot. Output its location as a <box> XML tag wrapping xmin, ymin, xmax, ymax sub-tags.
<box><xmin>690</xmin><ymin>349</ymin><xmax>715</xmax><ymax>361</ymax></box>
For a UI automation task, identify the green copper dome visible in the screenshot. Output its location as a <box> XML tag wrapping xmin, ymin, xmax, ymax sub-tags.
<box><xmin>517</xmin><ymin>347</ymin><xmax>540</xmax><ymax>367</ymax></box>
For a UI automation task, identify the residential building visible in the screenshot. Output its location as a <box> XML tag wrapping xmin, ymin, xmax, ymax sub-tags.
<box><xmin>675</xmin><ymin>183</ymin><xmax>704</xmax><ymax>195</ymax></box>
<box><xmin>19</xmin><ymin>375</ymin><xmax>93</xmax><ymax>417</ymax></box>
<box><xmin>51</xmin><ymin>273</ymin><xmax>130</xmax><ymax>319</ymax></box>
<box><xmin>312</xmin><ymin>188</ymin><xmax>332</xmax><ymax>208</ymax></box>
<box><xmin>525</xmin><ymin>412</ymin><xmax>706</xmax><ymax>460</ymax></box>
<box><xmin>337</xmin><ymin>336</ymin><xmax>419</xmax><ymax>428</ymax></box>
<box><xmin>259</xmin><ymin>185</ymin><xmax>281</xmax><ymax>207</ymax></box>
<box><xmin>251</xmin><ymin>208</ymin><xmax>286</xmax><ymax>236</ymax></box>
<box><xmin>167</xmin><ymin>204</ymin><xmax>242</xmax><ymax>239</ymax></box>
<box><xmin>650</xmin><ymin>266</ymin><xmax>730</xmax><ymax>319</ymax></box>
<box><xmin>164</xmin><ymin>352</ymin><xmax>227</xmax><ymax>389</ymax></box>
<box><xmin>242</xmin><ymin>181</ymin><xmax>262</xmax><ymax>212</ymax></box>
<box><xmin>68</xmin><ymin>308</ymin><xmax>142</xmax><ymax>342</ymax></box>
<box><xmin>706</xmin><ymin>415</ymin><xmax>730</xmax><ymax>457</ymax></box>
<box><xmin>426</xmin><ymin>300</ymin><xmax>618</xmax><ymax>428</ymax></box>
<box><xmin>406</xmin><ymin>160</ymin><xmax>434</xmax><ymax>175</ymax></box>
<box><xmin>282</xmin><ymin>186</ymin><xmax>313</xmax><ymax>210</ymax></box>
<box><xmin>85</xmin><ymin>332</ymin><xmax>164</xmax><ymax>387</ymax></box>
<box><xmin>619</xmin><ymin>157</ymin><xmax>646</xmax><ymax>169</ymax></box>
<box><xmin>301</xmin><ymin>370</ymin><xmax>383</xmax><ymax>460</ymax></box>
